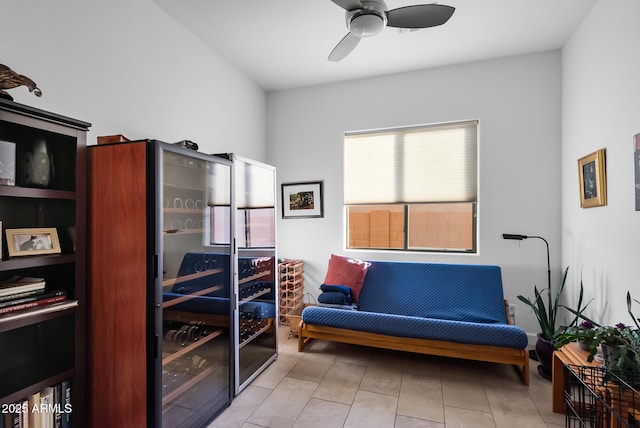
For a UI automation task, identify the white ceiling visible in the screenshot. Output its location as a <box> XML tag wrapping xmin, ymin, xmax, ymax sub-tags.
<box><xmin>153</xmin><ymin>0</ymin><xmax>597</xmax><ymax>92</ymax></box>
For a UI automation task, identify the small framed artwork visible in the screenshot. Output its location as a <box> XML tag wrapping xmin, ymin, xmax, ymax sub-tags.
<box><xmin>6</xmin><ymin>227</ymin><xmax>61</xmax><ymax>257</ymax></box>
<box><xmin>578</xmin><ymin>148</ymin><xmax>607</xmax><ymax>208</ymax></box>
<box><xmin>281</xmin><ymin>181</ymin><xmax>324</xmax><ymax>219</ymax></box>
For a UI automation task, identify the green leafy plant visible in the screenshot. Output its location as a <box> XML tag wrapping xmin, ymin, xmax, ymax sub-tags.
<box><xmin>555</xmin><ymin>292</ymin><xmax>640</xmax><ymax>383</ymax></box>
<box><xmin>517</xmin><ymin>266</ymin><xmax>582</xmax><ymax>341</ymax></box>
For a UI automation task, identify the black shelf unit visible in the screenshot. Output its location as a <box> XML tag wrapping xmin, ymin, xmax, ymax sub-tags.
<box><xmin>0</xmin><ymin>98</ymin><xmax>89</xmax><ymax>427</ymax></box>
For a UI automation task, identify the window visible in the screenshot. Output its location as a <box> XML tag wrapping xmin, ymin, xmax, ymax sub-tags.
<box><xmin>344</xmin><ymin>120</ymin><xmax>478</xmax><ymax>252</ymax></box>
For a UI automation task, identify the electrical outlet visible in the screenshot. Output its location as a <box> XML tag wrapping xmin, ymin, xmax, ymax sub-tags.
<box><xmin>508</xmin><ymin>303</ymin><xmax>517</xmax><ymax>324</ymax></box>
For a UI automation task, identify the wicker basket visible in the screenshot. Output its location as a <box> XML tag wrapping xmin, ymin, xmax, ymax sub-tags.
<box><xmin>286</xmin><ymin>293</ymin><xmax>316</xmax><ymax>338</ymax></box>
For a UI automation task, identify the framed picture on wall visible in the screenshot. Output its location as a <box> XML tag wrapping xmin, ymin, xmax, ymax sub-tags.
<box><xmin>578</xmin><ymin>148</ymin><xmax>607</xmax><ymax>208</ymax></box>
<box><xmin>281</xmin><ymin>181</ymin><xmax>324</xmax><ymax>219</ymax></box>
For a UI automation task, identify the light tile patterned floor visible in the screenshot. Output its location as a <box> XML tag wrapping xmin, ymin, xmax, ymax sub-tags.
<box><xmin>208</xmin><ymin>327</ymin><xmax>564</xmax><ymax>428</ymax></box>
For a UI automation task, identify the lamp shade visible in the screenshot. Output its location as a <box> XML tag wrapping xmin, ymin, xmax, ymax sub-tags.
<box><xmin>502</xmin><ymin>233</ymin><xmax>526</xmax><ymax>240</ymax></box>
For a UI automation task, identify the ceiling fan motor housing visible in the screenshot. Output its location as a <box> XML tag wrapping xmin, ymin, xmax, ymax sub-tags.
<box><xmin>346</xmin><ymin>0</ymin><xmax>388</xmax><ymax>37</ymax></box>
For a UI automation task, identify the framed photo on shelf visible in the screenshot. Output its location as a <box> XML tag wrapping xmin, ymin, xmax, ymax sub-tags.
<box><xmin>281</xmin><ymin>181</ymin><xmax>324</xmax><ymax>219</ymax></box>
<box><xmin>578</xmin><ymin>148</ymin><xmax>607</xmax><ymax>208</ymax></box>
<box><xmin>6</xmin><ymin>227</ymin><xmax>61</xmax><ymax>257</ymax></box>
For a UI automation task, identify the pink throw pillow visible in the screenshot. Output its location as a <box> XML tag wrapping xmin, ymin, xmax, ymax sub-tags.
<box><xmin>323</xmin><ymin>254</ymin><xmax>371</xmax><ymax>302</ymax></box>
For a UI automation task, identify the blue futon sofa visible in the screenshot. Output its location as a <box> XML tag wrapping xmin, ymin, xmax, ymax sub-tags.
<box><xmin>299</xmin><ymin>261</ymin><xmax>530</xmax><ymax>385</ymax></box>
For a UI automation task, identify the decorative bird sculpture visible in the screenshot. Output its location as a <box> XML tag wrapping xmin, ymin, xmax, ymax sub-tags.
<box><xmin>0</xmin><ymin>64</ymin><xmax>42</xmax><ymax>101</ymax></box>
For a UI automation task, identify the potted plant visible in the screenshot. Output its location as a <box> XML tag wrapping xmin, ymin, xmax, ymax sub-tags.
<box><xmin>555</xmin><ymin>292</ymin><xmax>640</xmax><ymax>385</ymax></box>
<box><xmin>517</xmin><ymin>267</ymin><xmax>586</xmax><ymax>379</ymax></box>
<box><xmin>575</xmin><ymin>320</ymin><xmax>596</xmax><ymax>351</ymax></box>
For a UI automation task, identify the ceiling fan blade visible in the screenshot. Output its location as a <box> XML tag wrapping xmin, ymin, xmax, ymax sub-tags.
<box><xmin>386</xmin><ymin>4</ymin><xmax>455</xmax><ymax>29</ymax></box>
<box><xmin>328</xmin><ymin>32</ymin><xmax>361</xmax><ymax>62</ymax></box>
<box><xmin>330</xmin><ymin>0</ymin><xmax>363</xmax><ymax>11</ymax></box>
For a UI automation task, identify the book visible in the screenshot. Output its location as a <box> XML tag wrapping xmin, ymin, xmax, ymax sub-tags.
<box><xmin>0</xmin><ymin>291</ymin><xmax>66</xmax><ymax>315</ymax></box>
<box><xmin>40</xmin><ymin>386</ymin><xmax>54</xmax><ymax>428</ymax></box>
<box><xmin>60</xmin><ymin>379</ymin><xmax>71</xmax><ymax>428</ymax></box>
<box><xmin>5</xmin><ymin>413</ymin><xmax>18</xmax><ymax>428</ymax></box>
<box><xmin>0</xmin><ymin>287</ymin><xmax>45</xmax><ymax>303</ymax></box>
<box><xmin>28</xmin><ymin>391</ymin><xmax>42</xmax><ymax>428</ymax></box>
<box><xmin>53</xmin><ymin>384</ymin><xmax>61</xmax><ymax>428</ymax></box>
<box><xmin>0</xmin><ymin>275</ymin><xmax>44</xmax><ymax>285</ymax></box>
<box><xmin>20</xmin><ymin>399</ymin><xmax>28</xmax><ymax>428</ymax></box>
<box><xmin>0</xmin><ymin>290</ymin><xmax>61</xmax><ymax>309</ymax></box>
<box><xmin>0</xmin><ymin>276</ymin><xmax>46</xmax><ymax>298</ymax></box>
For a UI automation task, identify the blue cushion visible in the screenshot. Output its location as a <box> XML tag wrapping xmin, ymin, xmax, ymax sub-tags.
<box><xmin>357</xmin><ymin>262</ymin><xmax>507</xmax><ymax>324</ymax></box>
<box><xmin>320</xmin><ymin>284</ymin><xmax>353</xmax><ymax>296</ymax></box>
<box><xmin>302</xmin><ymin>306</ymin><xmax>527</xmax><ymax>349</ymax></box>
<box><xmin>318</xmin><ymin>291</ymin><xmax>352</xmax><ymax>305</ymax></box>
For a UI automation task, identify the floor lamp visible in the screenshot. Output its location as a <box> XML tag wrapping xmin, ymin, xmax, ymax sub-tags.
<box><xmin>502</xmin><ymin>233</ymin><xmax>552</xmax><ymax>379</ymax></box>
<box><xmin>502</xmin><ymin>234</ymin><xmax>551</xmax><ymax>292</ymax></box>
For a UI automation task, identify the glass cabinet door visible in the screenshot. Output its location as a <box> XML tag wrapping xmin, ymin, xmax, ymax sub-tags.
<box><xmin>233</xmin><ymin>158</ymin><xmax>278</xmax><ymax>392</ymax></box>
<box><xmin>158</xmin><ymin>146</ymin><xmax>232</xmax><ymax>427</ymax></box>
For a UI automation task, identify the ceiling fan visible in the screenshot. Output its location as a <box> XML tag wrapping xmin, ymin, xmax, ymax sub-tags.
<box><xmin>328</xmin><ymin>0</ymin><xmax>455</xmax><ymax>61</ymax></box>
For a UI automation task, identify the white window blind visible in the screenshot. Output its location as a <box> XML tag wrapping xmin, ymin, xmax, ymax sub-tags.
<box><xmin>344</xmin><ymin>120</ymin><xmax>478</xmax><ymax>204</ymax></box>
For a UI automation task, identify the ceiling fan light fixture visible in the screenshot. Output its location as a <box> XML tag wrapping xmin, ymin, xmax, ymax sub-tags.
<box><xmin>348</xmin><ymin>11</ymin><xmax>385</xmax><ymax>37</ymax></box>
<box><xmin>329</xmin><ymin>0</ymin><xmax>454</xmax><ymax>61</ymax></box>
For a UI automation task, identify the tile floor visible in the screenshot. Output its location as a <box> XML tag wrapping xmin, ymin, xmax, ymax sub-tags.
<box><xmin>208</xmin><ymin>327</ymin><xmax>564</xmax><ymax>428</ymax></box>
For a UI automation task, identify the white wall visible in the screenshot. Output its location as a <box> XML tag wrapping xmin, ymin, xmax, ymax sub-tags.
<box><xmin>561</xmin><ymin>0</ymin><xmax>640</xmax><ymax>325</ymax></box>
<box><xmin>267</xmin><ymin>51</ymin><xmax>563</xmax><ymax>339</ymax></box>
<box><xmin>0</xmin><ymin>0</ymin><xmax>266</xmax><ymax>159</ymax></box>
<box><xmin>8</xmin><ymin>0</ymin><xmax>625</xmax><ymax>341</ymax></box>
